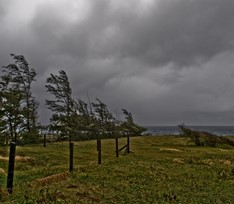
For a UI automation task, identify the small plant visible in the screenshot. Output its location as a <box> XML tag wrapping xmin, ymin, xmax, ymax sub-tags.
<box><xmin>0</xmin><ymin>187</ymin><xmax>8</xmax><ymax>202</ymax></box>
<box><xmin>162</xmin><ymin>192</ymin><xmax>178</xmax><ymax>202</ymax></box>
<box><xmin>23</xmin><ymin>188</ymin><xmax>65</xmax><ymax>204</ymax></box>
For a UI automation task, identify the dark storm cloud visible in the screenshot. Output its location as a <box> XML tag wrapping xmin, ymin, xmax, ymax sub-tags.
<box><xmin>28</xmin><ymin>0</ymin><xmax>234</xmax><ymax>68</ymax></box>
<box><xmin>96</xmin><ymin>0</ymin><xmax>234</xmax><ymax>67</ymax></box>
<box><xmin>30</xmin><ymin>0</ymin><xmax>234</xmax><ymax>68</ymax></box>
<box><xmin>133</xmin><ymin>0</ymin><xmax>234</xmax><ymax>67</ymax></box>
<box><xmin>1</xmin><ymin>0</ymin><xmax>234</xmax><ymax>125</ymax></box>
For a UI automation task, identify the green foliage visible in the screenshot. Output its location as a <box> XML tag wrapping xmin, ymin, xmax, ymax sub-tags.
<box><xmin>45</xmin><ymin>74</ymin><xmax>147</xmax><ymax>140</ymax></box>
<box><xmin>1</xmin><ymin>136</ymin><xmax>234</xmax><ymax>203</ymax></box>
<box><xmin>0</xmin><ymin>54</ymin><xmax>39</xmax><ymax>144</ymax></box>
<box><xmin>1</xmin><ymin>55</ymin><xmax>145</xmax><ymax>144</ymax></box>
<box><xmin>45</xmin><ymin>70</ymin><xmax>79</xmax><ymax>142</ymax></box>
<box><xmin>0</xmin><ymin>63</ymin><xmax>24</xmax><ymax>141</ymax></box>
<box><xmin>92</xmin><ymin>98</ymin><xmax>116</xmax><ymax>138</ymax></box>
<box><xmin>76</xmin><ymin>99</ymin><xmax>92</xmax><ymax>130</ymax></box>
<box><xmin>179</xmin><ymin>124</ymin><xmax>234</xmax><ymax>147</ymax></box>
<box><xmin>121</xmin><ymin>109</ymin><xmax>147</xmax><ymax>136</ymax></box>
<box><xmin>22</xmin><ymin>188</ymin><xmax>66</xmax><ymax>204</ymax></box>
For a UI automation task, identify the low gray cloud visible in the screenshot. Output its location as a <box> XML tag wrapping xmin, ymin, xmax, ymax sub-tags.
<box><xmin>1</xmin><ymin>0</ymin><xmax>234</xmax><ymax>125</ymax></box>
<box><xmin>0</xmin><ymin>0</ymin><xmax>7</xmax><ymax>18</ymax></box>
<box><xmin>133</xmin><ymin>0</ymin><xmax>234</xmax><ymax>67</ymax></box>
<box><xmin>30</xmin><ymin>0</ymin><xmax>234</xmax><ymax>67</ymax></box>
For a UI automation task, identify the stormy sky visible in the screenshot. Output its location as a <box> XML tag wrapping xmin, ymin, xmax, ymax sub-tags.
<box><xmin>1</xmin><ymin>0</ymin><xmax>234</xmax><ymax>126</ymax></box>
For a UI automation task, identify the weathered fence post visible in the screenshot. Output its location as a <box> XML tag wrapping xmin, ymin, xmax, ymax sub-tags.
<box><xmin>98</xmin><ymin>139</ymin><xmax>101</xmax><ymax>164</ymax></box>
<box><xmin>7</xmin><ymin>142</ymin><xmax>16</xmax><ymax>194</ymax></box>
<box><xmin>96</xmin><ymin>138</ymin><xmax>99</xmax><ymax>151</ymax></box>
<box><xmin>43</xmin><ymin>134</ymin><xmax>46</xmax><ymax>147</ymax></box>
<box><xmin>115</xmin><ymin>137</ymin><xmax>119</xmax><ymax>157</ymax></box>
<box><xmin>127</xmin><ymin>136</ymin><xmax>130</xmax><ymax>154</ymax></box>
<box><xmin>69</xmin><ymin>142</ymin><xmax>74</xmax><ymax>172</ymax></box>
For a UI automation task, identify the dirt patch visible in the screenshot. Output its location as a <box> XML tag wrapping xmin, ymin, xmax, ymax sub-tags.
<box><xmin>30</xmin><ymin>172</ymin><xmax>69</xmax><ymax>187</ymax></box>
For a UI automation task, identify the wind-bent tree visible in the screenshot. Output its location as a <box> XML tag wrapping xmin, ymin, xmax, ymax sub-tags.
<box><xmin>0</xmin><ymin>54</ymin><xmax>39</xmax><ymax>143</ymax></box>
<box><xmin>76</xmin><ymin>99</ymin><xmax>95</xmax><ymax>133</ymax></box>
<box><xmin>0</xmin><ymin>92</ymin><xmax>10</xmax><ymax>155</ymax></box>
<box><xmin>2</xmin><ymin>54</ymin><xmax>38</xmax><ymax>142</ymax></box>
<box><xmin>92</xmin><ymin>98</ymin><xmax>116</xmax><ymax>138</ymax></box>
<box><xmin>63</xmin><ymin>99</ymin><xmax>97</xmax><ymax>140</ymax></box>
<box><xmin>45</xmin><ymin>70</ymin><xmax>76</xmax><ymax>142</ymax></box>
<box><xmin>121</xmin><ymin>109</ymin><xmax>146</xmax><ymax>136</ymax></box>
<box><xmin>0</xmin><ymin>71</ymin><xmax>24</xmax><ymax>142</ymax></box>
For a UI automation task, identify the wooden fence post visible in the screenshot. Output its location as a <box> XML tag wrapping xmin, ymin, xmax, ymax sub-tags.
<box><xmin>115</xmin><ymin>137</ymin><xmax>119</xmax><ymax>157</ymax></box>
<box><xmin>69</xmin><ymin>142</ymin><xmax>74</xmax><ymax>172</ymax></box>
<box><xmin>127</xmin><ymin>136</ymin><xmax>130</xmax><ymax>154</ymax></box>
<box><xmin>7</xmin><ymin>142</ymin><xmax>16</xmax><ymax>194</ymax></box>
<box><xmin>98</xmin><ymin>139</ymin><xmax>101</xmax><ymax>164</ymax></box>
<box><xmin>96</xmin><ymin>138</ymin><xmax>98</xmax><ymax>151</ymax></box>
<box><xmin>43</xmin><ymin>134</ymin><xmax>46</xmax><ymax>147</ymax></box>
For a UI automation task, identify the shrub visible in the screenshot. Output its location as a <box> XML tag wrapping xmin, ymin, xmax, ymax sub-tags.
<box><xmin>178</xmin><ymin>125</ymin><xmax>234</xmax><ymax>147</ymax></box>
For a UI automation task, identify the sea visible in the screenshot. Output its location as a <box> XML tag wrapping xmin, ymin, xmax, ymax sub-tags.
<box><xmin>143</xmin><ymin>126</ymin><xmax>234</xmax><ymax>136</ymax></box>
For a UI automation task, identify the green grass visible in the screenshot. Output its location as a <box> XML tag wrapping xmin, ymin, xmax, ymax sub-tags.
<box><xmin>1</xmin><ymin>136</ymin><xmax>234</xmax><ymax>203</ymax></box>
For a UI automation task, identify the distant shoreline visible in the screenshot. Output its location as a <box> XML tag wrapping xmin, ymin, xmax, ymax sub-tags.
<box><xmin>143</xmin><ymin>126</ymin><xmax>234</xmax><ymax>136</ymax></box>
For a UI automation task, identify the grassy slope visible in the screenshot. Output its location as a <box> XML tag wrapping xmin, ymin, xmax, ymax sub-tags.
<box><xmin>0</xmin><ymin>136</ymin><xmax>234</xmax><ymax>203</ymax></box>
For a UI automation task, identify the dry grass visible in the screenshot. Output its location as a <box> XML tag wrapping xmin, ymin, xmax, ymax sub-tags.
<box><xmin>159</xmin><ymin>148</ymin><xmax>182</xmax><ymax>152</ymax></box>
<box><xmin>0</xmin><ymin>156</ymin><xmax>35</xmax><ymax>162</ymax></box>
<box><xmin>219</xmin><ymin>160</ymin><xmax>232</xmax><ymax>166</ymax></box>
<box><xmin>173</xmin><ymin>158</ymin><xmax>185</xmax><ymax>164</ymax></box>
<box><xmin>30</xmin><ymin>172</ymin><xmax>69</xmax><ymax>187</ymax></box>
<box><xmin>201</xmin><ymin>159</ymin><xmax>214</xmax><ymax>166</ymax></box>
<box><xmin>218</xmin><ymin>148</ymin><xmax>229</xmax><ymax>152</ymax></box>
<box><xmin>0</xmin><ymin>168</ymin><xmax>5</xmax><ymax>174</ymax></box>
<box><xmin>0</xmin><ymin>156</ymin><xmax>9</xmax><ymax>161</ymax></box>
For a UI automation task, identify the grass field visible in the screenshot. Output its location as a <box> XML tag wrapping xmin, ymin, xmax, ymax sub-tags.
<box><xmin>1</xmin><ymin>135</ymin><xmax>234</xmax><ymax>203</ymax></box>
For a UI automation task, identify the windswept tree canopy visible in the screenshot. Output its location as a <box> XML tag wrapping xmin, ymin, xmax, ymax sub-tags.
<box><xmin>92</xmin><ymin>98</ymin><xmax>116</xmax><ymax>138</ymax></box>
<box><xmin>121</xmin><ymin>109</ymin><xmax>147</xmax><ymax>136</ymax></box>
<box><xmin>45</xmin><ymin>70</ymin><xmax>77</xmax><ymax>141</ymax></box>
<box><xmin>0</xmin><ymin>54</ymin><xmax>39</xmax><ymax>143</ymax></box>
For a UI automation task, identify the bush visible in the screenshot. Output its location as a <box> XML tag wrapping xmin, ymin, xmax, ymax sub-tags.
<box><xmin>178</xmin><ymin>125</ymin><xmax>234</xmax><ymax>147</ymax></box>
